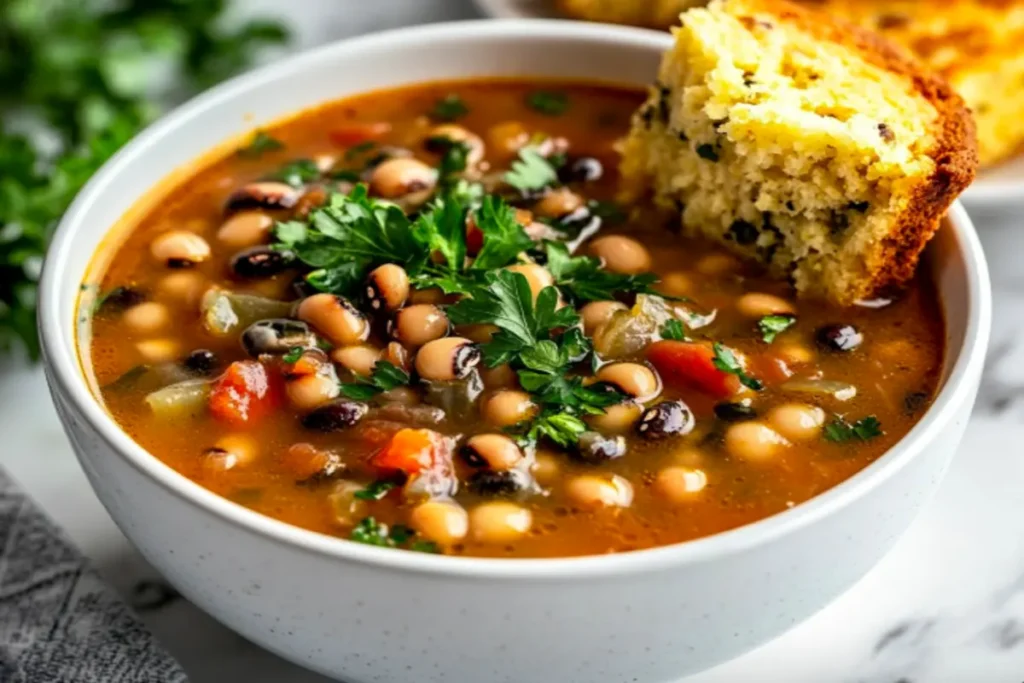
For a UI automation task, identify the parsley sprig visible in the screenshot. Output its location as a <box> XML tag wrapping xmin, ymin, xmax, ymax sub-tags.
<box><xmin>712</xmin><ymin>342</ymin><xmax>763</xmax><ymax>391</ymax></box>
<box><xmin>349</xmin><ymin>517</ymin><xmax>439</xmax><ymax>553</ymax></box>
<box><xmin>338</xmin><ymin>361</ymin><xmax>410</xmax><ymax>401</ymax></box>
<box><xmin>758</xmin><ymin>315</ymin><xmax>796</xmax><ymax>344</ymax></box>
<box><xmin>824</xmin><ymin>416</ymin><xmax>883</xmax><ymax>443</ymax></box>
<box><xmin>504</xmin><ymin>147</ymin><xmax>559</xmax><ymax>194</ymax></box>
<box><xmin>544</xmin><ymin>241</ymin><xmax>660</xmax><ymax>303</ymax></box>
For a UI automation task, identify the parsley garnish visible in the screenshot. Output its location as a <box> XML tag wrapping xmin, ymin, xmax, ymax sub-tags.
<box><xmin>660</xmin><ymin>319</ymin><xmax>687</xmax><ymax>341</ymax></box>
<box><xmin>522</xmin><ymin>410</ymin><xmax>588</xmax><ymax>447</ymax></box>
<box><xmin>282</xmin><ymin>347</ymin><xmax>304</xmax><ymax>364</ymax></box>
<box><xmin>344</xmin><ymin>141</ymin><xmax>377</xmax><ymax>161</ymax></box>
<box><xmin>447</xmin><ymin>270</ymin><xmax>578</xmax><ymax>367</ymax></box>
<box><xmin>711</xmin><ymin>342</ymin><xmax>763</xmax><ymax>391</ymax></box>
<box><xmin>758</xmin><ymin>315</ymin><xmax>796</xmax><ymax>344</ymax></box>
<box><xmin>349</xmin><ymin>517</ymin><xmax>439</xmax><ymax>553</ymax></box>
<box><xmin>426</xmin><ymin>136</ymin><xmax>470</xmax><ymax>181</ymax></box>
<box><xmin>824</xmin><ymin>416</ymin><xmax>883</xmax><ymax>443</ymax></box>
<box><xmin>544</xmin><ymin>241</ymin><xmax>659</xmax><ymax>303</ymax></box>
<box><xmin>238</xmin><ymin>131</ymin><xmax>284</xmax><ymax>158</ymax></box>
<box><xmin>470</xmin><ymin>197</ymin><xmax>534</xmax><ymax>271</ymax></box>
<box><xmin>504</xmin><ymin>147</ymin><xmax>559</xmax><ymax>193</ymax></box>
<box><xmin>526</xmin><ymin>90</ymin><xmax>569</xmax><ymax>116</ymax></box>
<box><xmin>430</xmin><ymin>94</ymin><xmax>469</xmax><ymax>122</ymax></box>
<box><xmin>266</xmin><ymin>158</ymin><xmax>320</xmax><ymax>188</ymax></box>
<box><xmin>353</xmin><ymin>480</ymin><xmax>397</xmax><ymax>501</ymax></box>
<box><xmin>338</xmin><ymin>361</ymin><xmax>410</xmax><ymax>400</ymax></box>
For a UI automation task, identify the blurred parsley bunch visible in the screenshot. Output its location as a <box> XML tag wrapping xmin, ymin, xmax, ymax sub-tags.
<box><xmin>0</xmin><ymin>0</ymin><xmax>288</xmax><ymax>360</ymax></box>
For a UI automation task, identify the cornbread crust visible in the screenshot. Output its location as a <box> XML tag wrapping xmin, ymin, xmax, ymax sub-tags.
<box><xmin>621</xmin><ymin>0</ymin><xmax>977</xmax><ymax>304</ymax></box>
<box><xmin>750</xmin><ymin>0</ymin><xmax>977</xmax><ymax>298</ymax></box>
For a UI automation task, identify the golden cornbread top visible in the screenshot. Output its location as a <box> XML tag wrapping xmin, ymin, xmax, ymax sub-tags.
<box><xmin>667</xmin><ymin>0</ymin><xmax>940</xmax><ymax>180</ymax></box>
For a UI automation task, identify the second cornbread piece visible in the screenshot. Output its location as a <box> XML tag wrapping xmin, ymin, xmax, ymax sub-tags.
<box><xmin>620</xmin><ymin>0</ymin><xmax>977</xmax><ymax>305</ymax></box>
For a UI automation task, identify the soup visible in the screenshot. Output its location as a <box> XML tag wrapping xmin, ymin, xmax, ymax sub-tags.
<box><xmin>83</xmin><ymin>79</ymin><xmax>944</xmax><ymax>558</ymax></box>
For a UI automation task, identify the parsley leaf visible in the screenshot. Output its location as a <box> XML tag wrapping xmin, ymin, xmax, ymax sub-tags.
<box><xmin>526</xmin><ymin>90</ymin><xmax>570</xmax><ymax>116</ymax></box>
<box><xmin>504</xmin><ymin>147</ymin><xmax>559</xmax><ymax>194</ymax></box>
<box><xmin>470</xmin><ymin>197</ymin><xmax>534</xmax><ymax>271</ymax></box>
<box><xmin>338</xmin><ymin>361</ymin><xmax>411</xmax><ymax>400</ymax></box>
<box><xmin>238</xmin><ymin>131</ymin><xmax>283</xmax><ymax>158</ymax></box>
<box><xmin>712</xmin><ymin>342</ymin><xmax>763</xmax><ymax>391</ymax></box>
<box><xmin>824</xmin><ymin>416</ymin><xmax>883</xmax><ymax>443</ymax></box>
<box><xmin>353</xmin><ymin>480</ymin><xmax>397</xmax><ymax>501</ymax></box>
<box><xmin>661</xmin><ymin>319</ymin><xmax>687</xmax><ymax>341</ymax></box>
<box><xmin>523</xmin><ymin>410</ymin><xmax>588</xmax><ymax>447</ymax></box>
<box><xmin>448</xmin><ymin>270</ymin><xmax>578</xmax><ymax>366</ymax></box>
<box><xmin>544</xmin><ymin>241</ymin><xmax>659</xmax><ymax>303</ymax></box>
<box><xmin>430</xmin><ymin>94</ymin><xmax>469</xmax><ymax>122</ymax></box>
<box><xmin>282</xmin><ymin>347</ymin><xmax>304</xmax><ymax>364</ymax></box>
<box><xmin>426</xmin><ymin>136</ymin><xmax>470</xmax><ymax>182</ymax></box>
<box><xmin>758</xmin><ymin>315</ymin><xmax>796</xmax><ymax>344</ymax></box>
<box><xmin>349</xmin><ymin>517</ymin><xmax>439</xmax><ymax>553</ymax></box>
<box><xmin>266</xmin><ymin>158</ymin><xmax>321</xmax><ymax>188</ymax></box>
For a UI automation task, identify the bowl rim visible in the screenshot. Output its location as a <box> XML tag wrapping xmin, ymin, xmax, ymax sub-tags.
<box><xmin>39</xmin><ymin>18</ymin><xmax>992</xmax><ymax>579</ymax></box>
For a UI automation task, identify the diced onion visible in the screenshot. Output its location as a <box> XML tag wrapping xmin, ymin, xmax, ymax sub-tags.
<box><xmin>779</xmin><ymin>378</ymin><xmax>857</xmax><ymax>402</ymax></box>
<box><xmin>145</xmin><ymin>379</ymin><xmax>212</xmax><ymax>418</ymax></box>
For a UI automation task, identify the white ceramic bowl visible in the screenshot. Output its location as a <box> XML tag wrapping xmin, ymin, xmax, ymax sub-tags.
<box><xmin>39</xmin><ymin>20</ymin><xmax>991</xmax><ymax>683</ymax></box>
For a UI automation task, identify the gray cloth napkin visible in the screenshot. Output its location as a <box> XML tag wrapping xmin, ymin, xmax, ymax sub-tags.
<box><xmin>0</xmin><ymin>467</ymin><xmax>188</xmax><ymax>683</ymax></box>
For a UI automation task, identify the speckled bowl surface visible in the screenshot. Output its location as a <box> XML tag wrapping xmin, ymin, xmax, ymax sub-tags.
<box><xmin>39</xmin><ymin>20</ymin><xmax>991</xmax><ymax>683</ymax></box>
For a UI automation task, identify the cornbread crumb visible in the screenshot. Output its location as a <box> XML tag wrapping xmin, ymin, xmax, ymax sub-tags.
<box><xmin>561</xmin><ymin>0</ymin><xmax>1022</xmax><ymax>167</ymax></box>
<box><xmin>619</xmin><ymin>0</ymin><xmax>976</xmax><ymax>305</ymax></box>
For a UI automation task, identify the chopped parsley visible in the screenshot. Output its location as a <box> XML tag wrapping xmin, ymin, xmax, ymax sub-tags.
<box><xmin>266</xmin><ymin>158</ymin><xmax>321</xmax><ymax>188</ymax></box>
<box><xmin>758</xmin><ymin>315</ymin><xmax>796</xmax><ymax>344</ymax></box>
<box><xmin>426</xmin><ymin>136</ymin><xmax>470</xmax><ymax>181</ymax></box>
<box><xmin>526</xmin><ymin>90</ymin><xmax>569</xmax><ymax>116</ymax></box>
<box><xmin>543</xmin><ymin>241</ymin><xmax>659</xmax><ymax>303</ymax></box>
<box><xmin>282</xmin><ymin>347</ymin><xmax>304</xmax><ymax>364</ymax></box>
<box><xmin>237</xmin><ymin>131</ymin><xmax>283</xmax><ymax>158</ymax></box>
<box><xmin>504</xmin><ymin>147</ymin><xmax>559</xmax><ymax>194</ymax></box>
<box><xmin>824</xmin><ymin>415</ymin><xmax>883</xmax><ymax>443</ymax></box>
<box><xmin>660</xmin><ymin>319</ymin><xmax>687</xmax><ymax>341</ymax></box>
<box><xmin>712</xmin><ymin>342</ymin><xmax>763</xmax><ymax>391</ymax></box>
<box><xmin>430</xmin><ymin>94</ymin><xmax>469</xmax><ymax>122</ymax></box>
<box><xmin>338</xmin><ymin>361</ymin><xmax>410</xmax><ymax>400</ymax></box>
<box><xmin>349</xmin><ymin>517</ymin><xmax>439</xmax><ymax>553</ymax></box>
<box><xmin>344</xmin><ymin>140</ymin><xmax>377</xmax><ymax>161</ymax></box>
<box><xmin>353</xmin><ymin>480</ymin><xmax>397</xmax><ymax>501</ymax></box>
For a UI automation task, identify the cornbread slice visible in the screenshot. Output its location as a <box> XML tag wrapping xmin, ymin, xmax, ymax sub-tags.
<box><xmin>561</xmin><ymin>0</ymin><xmax>1023</xmax><ymax>167</ymax></box>
<box><xmin>619</xmin><ymin>0</ymin><xmax>976</xmax><ymax>305</ymax></box>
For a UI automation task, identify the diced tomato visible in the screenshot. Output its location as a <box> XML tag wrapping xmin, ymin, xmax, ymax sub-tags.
<box><xmin>647</xmin><ymin>340</ymin><xmax>741</xmax><ymax>399</ymax></box>
<box><xmin>209</xmin><ymin>361</ymin><xmax>281</xmax><ymax>426</ymax></box>
<box><xmin>328</xmin><ymin>122</ymin><xmax>392</xmax><ymax>148</ymax></box>
<box><xmin>752</xmin><ymin>352</ymin><xmax>793</xmax><ymax>386</ymax></box>
<box><xmin>370</xmin><ymin>428</ymin><xmax>450</xmax><ymax>477</ymax></box>
<box><xmin>465</xmin><ymin>222</ymin><xmax>484</xmax><ymax>255</ymax></box>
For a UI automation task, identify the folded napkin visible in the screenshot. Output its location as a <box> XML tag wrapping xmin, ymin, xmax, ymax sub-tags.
<box><xmin>0</xmin><ymin>467</ymin><xmax>188</xmax><ymax>683</ymax></box>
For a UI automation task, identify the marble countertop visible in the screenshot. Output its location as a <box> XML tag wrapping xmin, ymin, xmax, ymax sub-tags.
<box><xmin>4</xmin><ymin>2</ymin><xmax>1024</xmax><ymax>681</ymax></box>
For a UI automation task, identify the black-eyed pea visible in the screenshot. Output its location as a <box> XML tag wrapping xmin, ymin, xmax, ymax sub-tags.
<box><xmin>461</xmin><ymin>433</ymin><xmax>525</xmax><ymax>471</ymax></box>
<box><xmin>415</xmin><ymin>337</ymin><xmax>481</xmax><ymax>381</ymax></box>
<box><xmin>589</xmin><ymin>235</ymin><xmax>651</xmax><ymax>275</ymax></box>
<box><xmin>366</xmin><ymin>264</ymin><xmax>410</xmax><ymax>313</ymax></box>
<box><xmin>157</xmin><ymin>271</ymin><xmax>208</xmax><ymax>305</ymax></box>
<box><xmin>566</xmin><ymin>474</ymin><xmax>633</xmax><ymax>509</ymax></box>
<box><xmin>531</xmin><ymin>450</ymin><xmax>561</xmax><ymax>486</ymax></box>
<box><xmin>657</xmin><ymin>271</ymin><xmax>693</xmax><ymax>297</ymax></box>
<box><xmin>736</xmin><ymin>292</ymin><xmax>796</xmax><ymax>318</ymax></box>
<box><xmin>408</xmin><ymin>287</ymin><xmax>446</xmax><ymax>305</ymax></box>
<box><xmin>224</xmin><ymin>182</ymin><xmax>298</xmax><ymax>214</ymax></box>
<box><xmin>297</xmin><ymin>293</ymin><xmax>369</xmax><ymax>346</ymax></box>
<box><xmin>331</xmin><ymin>345</ymin><xmax>382</xmax><ymax>377</ymax></box>
<box><xmin>504</xmin><ymin>264</ymin><xmax>554</xmax><ymax>300</ymax></box>
<box><xmin>384</xmin><ymin>342</ymin><xmax>411</xmax><ymax>372</ymax></box>
<box><xmin>370</xmin><ymin>158</ymin><xmax>438</xmax><ymax>198</ymax></box>
<box><xmin>286</xmin><ymin>372</ymin><xmax>341</xmax><ymax>412</ymax></box>
<box><xmin>481</xmin><ymin>390</ymin><xmax>537</xmax><ymax>428</ymax></box>
<box><xmin>202</xmin><ymin>433</ymin><xmax>259</xmax><ymax>474</ymax></box>
<box><xmin>151</xmin><ymin>230</ymin><xmax>211</xmax><ymax>268</ymax></box>
<box><xmin>469</xmin><ymin>501</ymin><xmax>533</xmax><ymax>543</ymax></box>
<box><xmin>123</xmin><ymin>302</ymin><xmax>171</xmax><ymax>334</ymax></box>
<box><xmin>586</xmin><ymin>402</ymin><xmax>643</xmax><ymax>434</ymax></box>
<box><xmin>479</xmin><ymin>363</ymin><xmax>518</xmax><ymax>389</ymax></box>
<box><xmin>427</xmin><ymin>124</ymin><xmax>485</xmax><ymax>166</ymax></box>
<box><xmin>696</xmin><ymin>252</ymin><xmax>740</xmax><ymax>276</ymax></box>
<box><xmin>410</xmin><ymin>500</ymin><xmax>469</xmax><ymax>546</ymax></box>
<box><xmin>456</xmin><ymin>324</ymin><xmax>498</xmax><ymax>344</ymax></box>
<box><xmin>777</xmin><ymin>343</ymin><xmax>815</xmax><ymax>365</ymax></box>
<box><xmin>135</xmin><ymin>339</ymin><xmax>181</xmax><ymax>364</ymax></box>
<box><xmin>724</xmin><ymin>421</ymin><xmax>790</xmax><ymax>462</ymax></box>
<box><xmin>654</xmin><ymin>467</ymin><xmax>708</xmax><ymax>503</ymax></box>
<box><xmin>216</xmin><ymin>211</ymin><xmax>274</xmax><ymax>249</ymax></box>
<box><xmin>580</xmin><ymin>300</ymin><xmax>627</xmax><ymax>336</ymax></box>
<box><xmin>596</xmin><ymin>362</ymin><xmax>660</xmax><ymax>401</ymax></box>
<box><xmin>391</xmin><ymin>304</ymin><xmax>449</xmax><ymax>347</ymax></box>
<box><xmin>767</xmin><ymin>403</ymin><xmax>825</xmax><ymax>441</ymax></box>
<box><xmin>487</xmin><ymin>121</ymin><xmax>530</xmax><ymax>158</ymax></box>
<box><xmin>533</xmin><ymin>187</ymin><xmax>585</xmax><ymax>219</ymax></box>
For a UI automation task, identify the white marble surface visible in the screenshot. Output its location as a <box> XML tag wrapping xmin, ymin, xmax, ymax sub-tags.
<box><xmin>4</xmin><ymin>2</ymin><xmax>1024</xmax><ymax>681</ymax></box>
